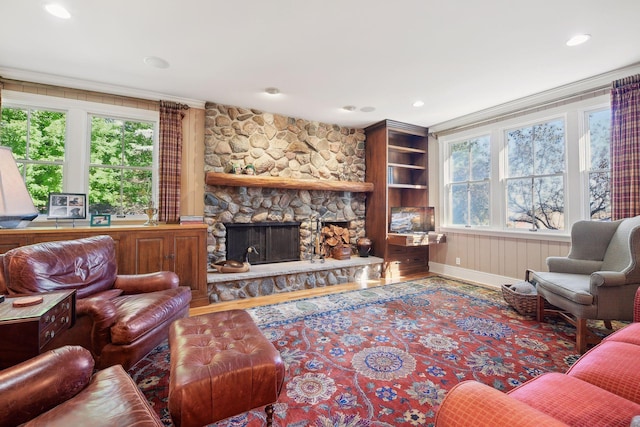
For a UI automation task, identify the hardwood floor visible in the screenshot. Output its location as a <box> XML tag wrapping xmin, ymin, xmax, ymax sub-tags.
<box><xmin>189</xmin><ymin>272</ymin><xmax>435</xmax><ymax>316</ymax></box>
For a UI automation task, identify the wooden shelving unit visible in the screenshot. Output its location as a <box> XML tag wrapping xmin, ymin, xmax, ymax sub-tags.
<box><xmin>365</xmin><ymin>119</ymin><xmax>432</xmax><ymax>278</ymax></box>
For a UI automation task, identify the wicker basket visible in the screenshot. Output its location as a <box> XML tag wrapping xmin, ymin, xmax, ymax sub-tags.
<box><xmin>501</xmin><ymin>283</ymin><xmax>538</xmax><ymax>316</ymax></box>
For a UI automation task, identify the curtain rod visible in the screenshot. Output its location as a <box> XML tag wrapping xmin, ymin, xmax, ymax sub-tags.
<box><xmin>160</xmin><ymin>100</ymin><xmax>190</xmax><ymax>110</ymax></box>
<box><xmin>612</xmin><ymin>73</ymin><xmax>640</xmax><ymax>88</ymax></box>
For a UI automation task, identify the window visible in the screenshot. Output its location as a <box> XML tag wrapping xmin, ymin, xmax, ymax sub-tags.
<box><xmin>0</xmin><ymin>107</ymin><xmax>66</xmax><ymax>213</ymax></box>
<box><xmin>449</xmin><ymin>136</ymin><xmax>490</xmax><ymax>226</ymax></box>
<box><xmin>586</xmin><ymin>108</ymin><xmax>611</xmax><ymax>220</ymax></box>
<box><xmin>505</xmin><ymin>119</ymin><xmax>565</xmax><ymax>230</ymax></box>
<box><xmin>0</xmin><ymin>91</ymin><xmax>158</xmax><ymax>220</ymax></box>
<box><xmin>440</xmin><ymin>95</ymin><xmax>609</xmax><ymax>235</ymax></box>
<box><xmin>89</xmin><ymin>116</ymin><xmax>155</xmax><ymax>216</ymax></box>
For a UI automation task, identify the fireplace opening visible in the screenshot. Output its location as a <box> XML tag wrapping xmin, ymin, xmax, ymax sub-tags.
<box><xmin>225</xmin><ymin>222</ymin><xmax>301</xmax><ymax>265</ymax></box>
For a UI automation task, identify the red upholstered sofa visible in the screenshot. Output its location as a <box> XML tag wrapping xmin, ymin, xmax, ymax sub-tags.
<box><xmin>435</xmin><ymin>288</ymin><xmax>640</xmax><ymax>427</ymax></box>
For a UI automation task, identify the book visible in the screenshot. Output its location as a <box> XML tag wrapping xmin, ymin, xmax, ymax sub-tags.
<box><xmin>180</xmin><ymin>215</ymin><xmax>204</xmax><ymax>224</ymax></box>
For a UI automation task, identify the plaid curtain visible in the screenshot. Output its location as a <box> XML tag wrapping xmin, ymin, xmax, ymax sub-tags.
<box><xmin>611</xmin><ymin>74</ymin><xmax>640</xmax><ymax>220</ymax></box>
<box><xmin>158</xmin><ymin>101</ymin><xmax>187</xmax><ymax>223</ymax></box>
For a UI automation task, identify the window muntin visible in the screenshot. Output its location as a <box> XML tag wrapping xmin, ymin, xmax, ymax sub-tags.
<box><xmin>586</xmin><ymin>108</ymin><xmax>611</xmax><ymax>220</ymax></box>
<box><xmin>449</xmin><ymin>136</ymin><xmax>490</xmax><ymax>226</ymax></box>
<box><xmin>0</xmin><ymin>107</ymin><xmax>65</xmax><ymax>213</ymax></box>
<box><xmin>89</xmin><ymin>116</ymin><xmax>155</xmax><ymax>216</ymax></box>
<box><xmin>505</xmin><ymin>119</ymin><xmax>565</xmax><ymax>230</ymax></box>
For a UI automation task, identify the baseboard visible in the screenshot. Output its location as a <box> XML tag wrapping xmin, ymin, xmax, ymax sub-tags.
<box><xmin>428</xmin><ymin>263</ymin><xmax>520</xmax><ymax>290</ymax></box>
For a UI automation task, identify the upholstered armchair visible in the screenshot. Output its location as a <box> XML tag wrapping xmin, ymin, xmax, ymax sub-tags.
<box><xmin>0</xmin><ymin>345</ymin><xmax>163</xmax><ymax>427</ymax></box>
<box><xmin>530</xmin><ymin>215</ymin><xmax>640</xmax><ymax>353</ymax></box>
<box><xmin>0</xmin><ymin>235</ymin><xmax>192</xmax><ymax>370</ymax></box>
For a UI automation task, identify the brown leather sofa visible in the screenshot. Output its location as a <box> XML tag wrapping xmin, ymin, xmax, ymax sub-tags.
<box><xmin>0</xmin><ymin>235</ymin><xmax>192</xmax><ymax>370</ymax></box>
<box><xmin>0</xmin><ymin>345</ymin><xmax>163</xmax><ymax>427</ymax></box>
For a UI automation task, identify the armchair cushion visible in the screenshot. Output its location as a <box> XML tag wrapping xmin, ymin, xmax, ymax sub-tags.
<box><xmin>508</xmin><ymin>372</ymin><xmax>640</xmax><ymax>426</ymax></box>
<box><xmin>434</xmin><ymin>381</ymin><xmax>568</xmax><ymax>427</ymax></box>
<box><xmin>111</xmin><ymin>287</ymin><xmax>192</xmax><ymax>344</ymax></box>
<box><xmin>603</xmin><ymin>322</ymin><xmax>640</xmax><ymax>346</ymax></box>
<box><xmin>532</xmin><ymin>272</ymin><xmax>592</xmax><ymax>305</ymax></box>
<box><xmin>546</xmin><ymin>257</ymin><xmax>602</xmax><ymax>275</ymax></box>
<box><xmin>2</xmin><ymin>236</ymin><xmax>117</xmax><ymax>298</ymax></box>
<box><xmin>115</xmin><ymin>271</ymin><xmax>180</xmax><ymax>293</ymax></box>
<box><xmin>566</xmin><ymin>340</ymin><xmax>640</xmax><ymax>404</ymax></box>
<box><xmin>566</xmin><ymin>219</ymin><xmax>620</xmax><ymax>261</ymax></box>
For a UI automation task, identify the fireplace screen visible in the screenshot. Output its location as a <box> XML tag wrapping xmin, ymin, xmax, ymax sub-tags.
<box><xmin>225</xmin><ymin>222</ymin><xmax>301</xmax><ymax>265</ymax></box>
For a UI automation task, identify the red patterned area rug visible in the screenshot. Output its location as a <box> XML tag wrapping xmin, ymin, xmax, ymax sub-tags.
<box><xmin>129</xmin><ymin>275</ymin><xmax>586</xmax><ymax>427</ymax></box>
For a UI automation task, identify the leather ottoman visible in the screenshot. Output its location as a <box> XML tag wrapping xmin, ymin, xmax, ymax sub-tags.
<box><xmin>168</xmin><ymin>310</ymin><xmax>285</xmax><ymax>427</ymax></box>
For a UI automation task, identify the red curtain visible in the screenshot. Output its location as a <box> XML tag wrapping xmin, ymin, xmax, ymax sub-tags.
<box><xmin>611</xmin><ymin>74</ymin><xmax>640</xmax><ymax>220</ymax></box>
<box><xmin>158</xmin><ymin>101</ymin><xmax>187</xmax><ymax>223</ymax></box>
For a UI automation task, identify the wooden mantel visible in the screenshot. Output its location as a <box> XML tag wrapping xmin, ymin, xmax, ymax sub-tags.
<box><xmin>205</xmin><ymin>172</ymin><xmax>374</xmax><ymax>193</ymax></box>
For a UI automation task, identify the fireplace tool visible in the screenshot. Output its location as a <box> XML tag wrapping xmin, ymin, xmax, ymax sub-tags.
<box><xmin>310</xmin><ymin>208</ymin><xmax>332</xmax><ymax>263</ymax></box>
<box><xmin>309</xmin><ymin>216</ymin><xmax>323</xmax><ymax>263</ymax></box>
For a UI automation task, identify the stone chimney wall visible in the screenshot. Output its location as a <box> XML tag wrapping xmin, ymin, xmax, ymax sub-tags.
<box><xmin>203</xmin><ymin>102</ymin><xmax>367</xmax><ymax>262</ymax></box>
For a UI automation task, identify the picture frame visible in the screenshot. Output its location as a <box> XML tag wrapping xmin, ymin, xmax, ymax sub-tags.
<box><xmin>47</xmin><ymin>192</ymin><xmax>87</xmax><ymax>220</ymax></box>
<box><xmin>90</xmin><ymin>214</ymin><xmax>111</xmax><ymax>227</ymax></box>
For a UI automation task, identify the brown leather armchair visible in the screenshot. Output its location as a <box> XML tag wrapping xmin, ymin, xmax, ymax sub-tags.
<box><xmin>0</xmin><ymin>345</ymin><xmax>163</xmax><ymax>427</ymax></box>
<box><xmin>0</xmin><ymin>235</ymin><xmax>192</xmax><ymax>370</ymax></box>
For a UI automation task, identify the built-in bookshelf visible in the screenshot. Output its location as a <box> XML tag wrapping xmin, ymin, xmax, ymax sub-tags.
<box><xmin>365</xmin><ymin>119</ymin><xmax>432</xmax><ymax>277</ymax></box>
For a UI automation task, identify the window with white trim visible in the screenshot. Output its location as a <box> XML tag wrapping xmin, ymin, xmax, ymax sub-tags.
<box><xmin>441</xmin><ymin>96</ymin><xmax>610</xmax><ymax>234</ymax></box>
<box><xmin>0</xmin><ymin>91</ymin><xmax>159</xmax><ymax>220</ymax></box>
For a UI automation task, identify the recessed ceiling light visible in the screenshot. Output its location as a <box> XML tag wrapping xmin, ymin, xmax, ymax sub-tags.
<box><xmin>143</xmin><ymin>56</ymin><xmax>170</xmax><ymax>69</ymax></box>
<box><xmin>44</xmin><ymin>3</ymin><xmax>71</xmax><ymax>19</ymax></box>
<box><xmin>360</xmin><ymin>106</ymin><xmax>375</xmax><ymax>113</ymax></box>
<box><xmin>265</xmin><ymin>87</ymin><xmax>280</xmax><ymax>95</ymax></box>
<box><xmin>566</xmin><ymin>34</ymin><xmax>591</xmax><ymax>47</ymax></box>
<box><xmin>413</xmin><ymin>100</ymin><xmax>425</xmax><ymax>108</ymax></box>
<box><xmin>343</xmin><ymin>105</ymin><xmax>356</xmax><ymax>112</ymax></box>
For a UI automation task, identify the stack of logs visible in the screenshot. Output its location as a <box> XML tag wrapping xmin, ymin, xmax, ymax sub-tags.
<box><xmin>322</xmin><ymin>224</ymin><xmax>352</xmax><ymax>259</ymax></box>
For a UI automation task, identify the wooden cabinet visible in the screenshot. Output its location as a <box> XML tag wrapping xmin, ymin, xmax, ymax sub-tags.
<box><xmin>129</xmin><ymin>228</ymin><xmax>208</xmax><ymax>306</ymax></box>
<box><xmin>0</xmin><ymin>224</ymin><xmax>209</xmax><ymax>307</ymax></box>
<box><xmin>365</xmin><ymin>119</ymin><xmax>431</xmax><ymax>277</ymax></box>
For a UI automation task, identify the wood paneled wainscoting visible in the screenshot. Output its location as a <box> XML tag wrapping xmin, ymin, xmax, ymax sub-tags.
<box><xmin>428</xmin><ymin>230</ymin><xmax>571</xmax><ymax>286</ymax></box>
<box><xmin>0</xmin><ymin>224</ymin><xmax>209</xmax><ymax>307</ymax></box>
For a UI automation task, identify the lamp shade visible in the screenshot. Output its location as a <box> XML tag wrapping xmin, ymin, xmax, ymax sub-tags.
<box><xmin>0</xmin><ymin>146</ymin><xmax>38</xmax><ymax>228</ymax></box>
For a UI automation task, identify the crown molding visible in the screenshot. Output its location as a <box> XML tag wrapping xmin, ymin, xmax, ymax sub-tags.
<box><xmin>0</xmin><ymin>67</ymin><xmax>206</xmax><ymax>109</ymax></box>
<box><xmin>429</xmin><ymin>62</ymin><xmax>640</xmax><ymax>134</ymax></box>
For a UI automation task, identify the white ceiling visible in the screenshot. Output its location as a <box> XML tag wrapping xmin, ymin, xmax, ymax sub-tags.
<box><xmin>1</xmin><ymin>0</ymin><xmax>640</xmax><ymax>129</ymax></box>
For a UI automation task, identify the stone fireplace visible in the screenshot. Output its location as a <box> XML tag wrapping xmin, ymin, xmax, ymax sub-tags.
<box><xmin>204</xmin><ymin>102</ymin><xmax>368</xmax><ymax>262</ymax></box>
<box><xmin>202</xmin><ymin>102</ymin><xmax>381</xmax><ymax>302</ymax></box>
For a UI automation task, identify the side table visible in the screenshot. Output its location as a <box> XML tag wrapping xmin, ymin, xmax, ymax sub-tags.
<box><xmin>0</xmin><ymin>290</ymin><xmax>76</xmax><ymax>369</ymax></box>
